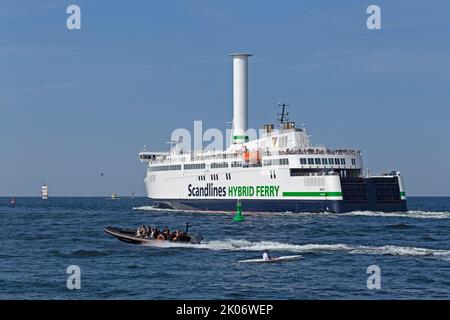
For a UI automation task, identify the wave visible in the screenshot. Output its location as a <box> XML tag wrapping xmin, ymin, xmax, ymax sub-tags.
<box><xmin>133</xmin><ymin>206</ymin><xmax>232</xmax><ymax>214</ymax></box>
<box><xmin>386</xmin><ymin>223</ymin><xmax>413</xmax><ymax>229</ymax></box>
<box><xmin>342</xmin><ymin>211</ymin><xmax>450</xmax><ymax>220</ymax></box>
<box><xmin>143</xmin><ymin>238</ymin><xmax>450</xmax><ymax>260</ymax></box>
<box><xmin>70</xmin><ymin>249</ymin><xmax>110</xmax><ymax>258</ymax></box>
<box><xmin>134</xmin><ymin>206</ymin><xmax>450</xmax><ymax>220</ymax></box>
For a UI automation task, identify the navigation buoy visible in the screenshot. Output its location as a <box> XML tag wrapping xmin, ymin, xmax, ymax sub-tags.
<box><xmin>233</xmin><ymin>199</ymin><xmax>244</xmax><ymax>222</ymax></box>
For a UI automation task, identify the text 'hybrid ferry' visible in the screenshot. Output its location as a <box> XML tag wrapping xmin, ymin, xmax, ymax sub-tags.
<box><xmin>139</xmin><ymin>54</ymin><xmax>407</xmax><ymax>213</ymax></box>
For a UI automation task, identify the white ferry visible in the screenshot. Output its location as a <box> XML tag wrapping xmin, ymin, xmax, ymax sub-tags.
<box><xmin>139</xmin><ymin>54</ymin><xmax>407</xmax><ymax>213</ymax></box>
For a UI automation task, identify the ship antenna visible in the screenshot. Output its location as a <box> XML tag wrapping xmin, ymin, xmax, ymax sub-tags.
<box><xmin>277</xmin><ymin>102</ymin><xmax>290</xmax><ymax>127</ymax></box>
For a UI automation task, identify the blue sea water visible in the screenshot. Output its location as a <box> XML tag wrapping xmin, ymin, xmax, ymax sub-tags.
<box><xmin>0</xmin><ymin>197</ymin><xmax>449</xmax><ymax>299</ymax></box>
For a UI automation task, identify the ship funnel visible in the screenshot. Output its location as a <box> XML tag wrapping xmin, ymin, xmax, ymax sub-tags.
<box><xmin>230</xmin><ymin>53</ymin><xmax>252</xmax><ymax>144</ymax></box>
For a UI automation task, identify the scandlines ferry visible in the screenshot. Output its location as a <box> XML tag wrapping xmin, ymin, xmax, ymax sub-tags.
<box><xmin>139</xmin><ymin>53</ymin><xmax>407</xmax><ymax>213</ymax></box>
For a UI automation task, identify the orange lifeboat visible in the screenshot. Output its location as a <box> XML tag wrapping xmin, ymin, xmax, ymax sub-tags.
<box><xmin>243</xmin><ymin>151</ymin><xmax>261</xmax><ymax>164</ymax></box>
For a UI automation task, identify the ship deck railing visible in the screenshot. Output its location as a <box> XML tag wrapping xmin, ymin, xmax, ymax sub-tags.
<box><xmin>145</xmin><ymin>148</ymin><xmax>361</xmax><ymax>163</ymax></box>
<box><xmin>276</xmin><ymin>149</ymin><xmax>361</xmax><ymax>156</ymax></box>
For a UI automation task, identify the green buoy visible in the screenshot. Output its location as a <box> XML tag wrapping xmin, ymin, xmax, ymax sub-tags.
<box><xmin>233</xmin><ymin>199</ymin><xmax>244</xmax><ymax>222</ymax></box>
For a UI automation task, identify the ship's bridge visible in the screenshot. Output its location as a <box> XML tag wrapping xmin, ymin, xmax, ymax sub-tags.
<box><xmin>139</xmin><ymin>151</ymin><xmax>169</xmax><ymax>163</ymax></box>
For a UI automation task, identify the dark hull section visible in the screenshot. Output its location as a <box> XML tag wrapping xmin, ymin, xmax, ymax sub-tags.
<box><xmin>150</xmin><ymin>198</ymin><xmax>406</xmax><ymax>213</ymax></box>
<box><xmin>340</xmin><ymin>176</ymin><xmax>407</xmax><ymax>213</ymax></box>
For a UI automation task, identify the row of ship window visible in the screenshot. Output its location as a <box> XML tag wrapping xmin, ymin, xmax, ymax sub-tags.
<box><xmin>149</xmin><ymin>158</ymin><xmax>357</xmax><ymax>172</ymax></box>
<box><xmin>150</xmin><ymin>162</ymin><xmax>239</xmax><ymax>172</ymax></box>
<box><xmin>300</xmin><ymin>158</ymin><xmax>356</xmax><ymax>166</ymax></box>
<box><xmin>263</xmin><ymin>158</ymin><xmax>289</xmax><ymax>166</ymax></box>
<box><xmin>186</xmin><ymin>162</ymin><xmax>243</xmax><ymax>170</ymax></box>
<box><xmin>198</xmin><ymin>173</ymin><xmax>232</xmax><ymax>181</ymax></box>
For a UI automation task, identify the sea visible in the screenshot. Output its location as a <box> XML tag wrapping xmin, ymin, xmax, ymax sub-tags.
<box><xmin>0</xmin><ymin>197</ymin><xmax>449</xmax><ymax>299</ymax></box>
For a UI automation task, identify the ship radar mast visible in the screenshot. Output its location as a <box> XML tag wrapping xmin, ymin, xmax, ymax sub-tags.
<box><xmin>277</xmin><ymin>102</ymin><xmax>290</xmax><ymax>128</ymax></box>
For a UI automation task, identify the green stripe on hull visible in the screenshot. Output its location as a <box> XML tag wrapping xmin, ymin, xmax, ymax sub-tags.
<box><xmin>400</xmin><ymin>192</ymin><xmax>406</xmax><ymax>197</ymax></box>
<box><xmin>282</xmin><ymin>192</ymin><xmax>342</xmax><ymax>197</ymax></box>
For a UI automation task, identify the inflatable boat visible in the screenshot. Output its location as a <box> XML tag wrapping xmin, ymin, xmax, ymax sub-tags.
<box><xmin>104</xmin><ymin>226</ymin><xmax>203</xmax><ymax>245</ymax></box>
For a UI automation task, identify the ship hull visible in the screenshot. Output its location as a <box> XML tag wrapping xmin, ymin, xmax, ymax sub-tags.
<box><xmin>144</xmin><ymin>168</ymin><xmax>407</xmax><ymax>213</ymax></box>
<box><xmin>149</xmin><ymin>198</ymin><xmax>407</xmax><ymax>213</ymax></box>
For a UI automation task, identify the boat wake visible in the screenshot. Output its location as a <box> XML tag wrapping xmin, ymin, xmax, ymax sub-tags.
<box><xmin>341</xmin><ymin>211</ymin><xmax>450</xmax><ymax>220</ymax></box>
<box><xmin>133</xmin><ymin>206</ymin><xmax>450</xmax><ymax>219</ymax></box>
<box><xmin>133</xmin><ymin>206</ymin><xmax>231</xmax><ymax>214</ymax></box>
<box><xmin>143</xmin><ymin>238</ymin><xmax>450</xmax><ymax>260</ymax></box>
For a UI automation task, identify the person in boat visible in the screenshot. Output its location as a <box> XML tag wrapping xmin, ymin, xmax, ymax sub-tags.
<box><xmin>163</xmin><ymin>226</ymin><xmax>170</xmax><ymax>236</ymax></box>
<box><xmin>167</xmin><ymin>231</ymin><xmax>176</xmax><ymax>241</ymax></box>
<box><xmin>173</xmin><ymin>231</ymin><xmax>180</xmax><ymax>242</ymax></box>
<box><xmin>179</xmin><ymin>231</ymin><xmax>188</xmax><ymax>242</ymax></box>
<box><xmin>172</xmin><ymin>231</ymin><xmax>180</xmax><ymax>242</ymax></box>
<box><xmin>150</xmin><ymin>227</ymin><xmax>156</xmax><ymax>239</ymax></box>
<box><xmin>137</xmin><ymin>225</ymin><xmax>147</xmax><ymax>237</ymax></box>
<box><xmin>262</xmin><ymin>250</ymin><xmax>272</xmax><ymax>262</ymax></box>
<box><xmin>174</xmin><ymin>231</ymin><xmax>185</xmax><ymax>242</ymax></box>
<box><xmin>157</xmin><ymin>232</ymin><xmax>165</xmax><ymax>241</ymax></box>
<box><xmin>174</xmin><ymin>231</ymin><xmax>188</xmax><ymax>242</ymax></box>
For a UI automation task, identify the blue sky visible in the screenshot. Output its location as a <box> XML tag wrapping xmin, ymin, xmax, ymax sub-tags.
<box><xmin>1</xmin><ymin>0</ymin><xmax>450</xmax><ymax>196</ymax></box>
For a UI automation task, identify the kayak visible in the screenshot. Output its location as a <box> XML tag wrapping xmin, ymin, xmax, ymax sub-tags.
<box><xmin>238</xmin><ymin>255</ymin><xmax>302</xmax><ymax>263</ymax></box>
<box><xmin>104</xmin><ymin>226</ymin><xmax>203</xmax><ymax>245</ymax></box>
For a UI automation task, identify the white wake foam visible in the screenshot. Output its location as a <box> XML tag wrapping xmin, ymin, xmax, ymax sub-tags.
<box><xmin>143</xmin><ymin>238</ymin><xmax>450</xmax><ymax>260</ymax></box>
<box><xmin>133</xmin><ymin>206</ymin><xmax>231</xmax><ymax>215</ymax></box>
<box><xmin>133</xmin><ymin>206</ymin><xmax>450</xmax><ymax>219</ymax></box>
<box><xmin>342</xmin><ymin>211</ymin><xmax>450</xmax><ymax>219</ymax></box>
